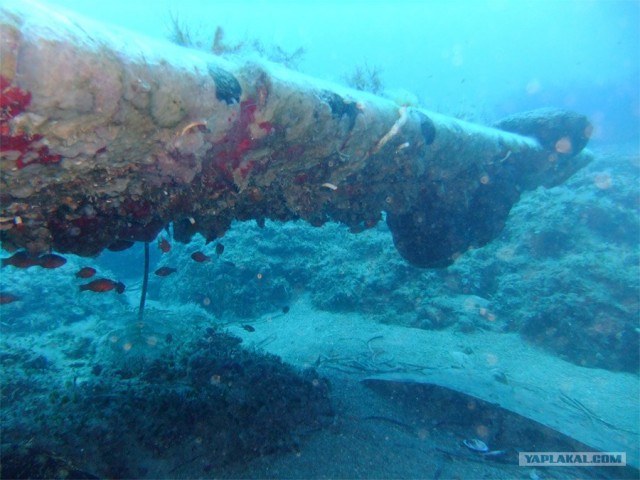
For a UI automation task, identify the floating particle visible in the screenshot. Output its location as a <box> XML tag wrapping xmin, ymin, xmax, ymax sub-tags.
<box><xmin>554</xmin><ymin>136</ymin><xmax>572</xmax><ymax>154</ymax></box>
<box><xmin>593</xmin><ymin>172</ymin><xmax>612</xmax><ymax>190</ymax></box>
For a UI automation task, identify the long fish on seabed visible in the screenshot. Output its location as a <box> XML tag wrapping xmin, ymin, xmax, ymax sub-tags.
<box><xmin>79</xmin><ymin>279</ymin><xmax>125</xmax><ymax>294</ymax></box>
<box><xmin>1</xmin><ymin>252</ymin><xmax>66</xmax><ymax>269</ymax></box>
<box><xmin>1</xmin><ymin>251</ymin><xmax>41</xmax><ymax>268</ymax></box>
<box><xmin>0</xmin><ymin>292</ymin><xmax>20</xmax><ymax>305</ymax></box>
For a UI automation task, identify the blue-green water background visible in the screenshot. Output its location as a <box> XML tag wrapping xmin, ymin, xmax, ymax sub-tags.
<box><xmin>43</xmin><ymin>0</ymin><xmax>639</xmax><ymax>144</ymax></box>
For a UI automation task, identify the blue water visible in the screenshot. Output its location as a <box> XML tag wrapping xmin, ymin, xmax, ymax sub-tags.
<box><xmin>1</xmin><ymin>1</ymin><xmax>639</xmax><ymax>479</ymax></box>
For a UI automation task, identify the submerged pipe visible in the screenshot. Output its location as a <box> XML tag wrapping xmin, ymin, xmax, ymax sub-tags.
<box><xmin>0</xmin><ymin>1</ymin><xmax>593</xmax><ymax>267</ymax></box>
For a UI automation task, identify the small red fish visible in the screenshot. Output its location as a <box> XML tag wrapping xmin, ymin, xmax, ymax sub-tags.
<box><xmin>158</xmin><ymin>238</ymin><xmax>171</xmax><ymax>253</ymax></box>
<box><xmin>215</xmin><ymin>243</ymin><xmax>225</xmax><ymax>256</ymax></box>
<box><xmin>1</xmin><ymin>251</ymin><xmax>40</xmax><ymax>269</ymax></box>
<box><xmin>0</xmin><ymin>292</ymin><xmax>20</xmax><ymax>305</ymax></box>
<box><xmin>155</xmin><ymin>266</ymin><xmax>177</xmax><ymax>277</ymax></box>
<box><xmin>191</xmin><ymin>251</ymin><xmax>210</xmax><ymax>263</ymax></box>
<box><xmin>38</xmin><ymin>253</ymin><xmax>67</xmax><ymax>269</ymax></box>
<box><xmin>79</xmin><ymin>278</ymin><xmax>125</xmax><ymax>294</ymax></box>
<box><xmin>76</xmin><ymin>267</ymin><xmax>97</xmax><ymax>279</ymax></box>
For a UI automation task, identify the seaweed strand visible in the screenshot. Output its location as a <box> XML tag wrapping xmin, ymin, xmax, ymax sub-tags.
<box><xmin>138</xmin><ymin>242</ymin><xmax>149</xmax><ymax>322</ymax></box>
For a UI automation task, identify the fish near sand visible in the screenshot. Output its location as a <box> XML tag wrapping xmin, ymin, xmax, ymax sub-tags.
<box><xmin>191</xmin><ymin>251</ymin><xmax>210</xmax><ymax>263</ymax></box>
<box><xmin>2</xmin><ymin>251</ymin><xmax>66</xmax><ymax>269</ymax></box>
<box><xmin>155</xmin><ymin>266</ymin><xmax>177</xmax><ymax>277</ymax></box>
<box><xmin>79</xmin><ymin>279</ymin><xmax>125</xmax><ymax>294</ymax></box>
<box><xmin>158</xmin><ymin>238</ymin><xmax>171</xmax><ymax>253</ymax></box>
<box><xmin>0</xmin><ymin>292</ymin><xmax>20</xmax><ymax>304</ymax></box>
<box><xmin>1</xmin><ymin>251</ymin><xmax>40</xmax><ymax>269</ymax></box>
<box><xmin>76</xmin><ymin>267</ymin><xmax>97</xmax><ymax>279</ymax></box>
<box><xmin>38</xmin><ymin>253</ymin><xmax>67</xmax><ymax>269</ymax></box>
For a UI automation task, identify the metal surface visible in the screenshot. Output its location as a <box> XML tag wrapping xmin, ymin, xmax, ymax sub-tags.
<box><xmin>0</xmin><ymin>0</ymin><xmax>593</xmax><ymax>266</ymax></box>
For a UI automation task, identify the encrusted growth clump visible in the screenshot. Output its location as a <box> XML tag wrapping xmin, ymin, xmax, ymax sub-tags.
<box><xmin>0</xmin><ymin>75</ymin><xmax>62</xmax><ymax>169</ymax></box>
<box><xmin>166</xmin><ymin>16</ymin><xmax>306</xmax><ymax>69</ymax></box>
<box><xmin>343</xmin><ymin>62</ymin><xmax>385</xmax><ymax>94</ymax></box>
<box><xmin>3</xmin><ymin>328</ymin><xmax>333</xmax><ymax>477</ymax></box>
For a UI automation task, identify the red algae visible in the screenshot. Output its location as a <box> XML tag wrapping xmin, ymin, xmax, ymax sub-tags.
<box><xmin>258</xmin><ymin>121</ymin><xmax>274</xmax><ymax>134</ymax></box>
<box><xmin>0</xmin><ymin>76</ymin><xmax>31</xmax><ymax>121</ymax></box>
<box><xmin>204</xmin><ymin>97</ymin><xmax>276</xmax><ymax>191</ymax></box>
<box><xmin>215</xmin><ymin>100</ymin><xmax>259</xmax><ymax>165</ymax></box>
<box><xmin>0</xmin><ymin>75</ymin><xmax>62</xmax><ymax>169</ymax></box>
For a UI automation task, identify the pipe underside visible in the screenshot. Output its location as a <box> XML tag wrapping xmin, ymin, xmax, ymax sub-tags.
<box><xmin>0</xmin><ymin>0</ymin><xmax>593</xmax><ymax>267</ymax></box>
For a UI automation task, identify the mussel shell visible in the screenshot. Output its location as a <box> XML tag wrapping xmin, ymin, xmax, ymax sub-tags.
<box><xmin>463</xmin><ymin>438</ymin><xmax>489</xmax><ymax>452</ymax></box>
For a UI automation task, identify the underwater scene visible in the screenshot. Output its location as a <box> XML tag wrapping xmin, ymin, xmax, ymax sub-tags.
<box><xmin>0</xmin><ymin>0</ymin><xmax>638</xmax><ymax>479</ymax></box>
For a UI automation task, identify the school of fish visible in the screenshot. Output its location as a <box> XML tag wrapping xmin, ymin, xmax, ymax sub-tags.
<box><xmin>0</xmin><ymin>239</ymin><xmax>226</xmax><ymax>304</ymax></box>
